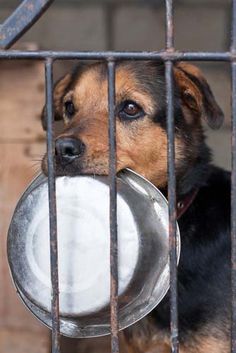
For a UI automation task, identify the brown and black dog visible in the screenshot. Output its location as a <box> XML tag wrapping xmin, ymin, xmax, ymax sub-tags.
<box><xmin>41</xmin><ymin>61</ymin><xmax>230</xmax><ymax>353</ymax></box>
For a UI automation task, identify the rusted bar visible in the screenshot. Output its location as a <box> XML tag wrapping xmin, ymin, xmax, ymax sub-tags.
<box><xmin>45</xmin><ymin>58</ymin><xmax>61</xmax><ymax>353</ymax></box>
<box><xmin>231</xmin><ymin>2</ymin><xmax>236</xmax><ymax>353</ymax></box>
<box><xmin>0</xmin><ymin>0</ymin><xmax>54</xmax><ymax>49</ymax></box>
<box><xmin>107</xmin><ymin>59</ymin><xmax>119</xmax><ymax>353</ymax></box>
<box><xmin>166</xmin><ymin>59</ymin><xmax>179</xmax><ymax>353</ymax></box>
<box><xmin>1</xmin><ymin>0</ymin><xmax>224</xmax><ymax>5</ymax></box>
<box><xmin>0</xmin><ymin>50</ymin><xmax>232</xmax><ymax>61</ymax></box>
<box><xmin>165</xmin><ymin>1</ymin><xmax>178</xmax><ymax>353</ymax></box>
<box><xmin>232</xmin><ymin>0</ymin><xmax>236</xmax><ymax>55</ymax></box>
<box><xmin>231</xmin><ymin>62</ymin><xmax>236</xmax><ymax>353</ymax></box>
<box><xmin>166</xmin><ymin>0</ymin><xmax>173</xmax><ymax>51</ymax></box>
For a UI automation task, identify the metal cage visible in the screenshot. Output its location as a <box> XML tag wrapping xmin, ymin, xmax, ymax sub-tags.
<box><xmin>0</xmin><ymin>1</ymin><xmax>235</xmax><ymax>353</ymax></box>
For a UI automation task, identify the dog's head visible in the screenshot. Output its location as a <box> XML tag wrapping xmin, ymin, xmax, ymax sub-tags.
<box><xmin>41</xmin><ymin>61</ymin><xmax>223</xmax><ymax>190</ymax></box>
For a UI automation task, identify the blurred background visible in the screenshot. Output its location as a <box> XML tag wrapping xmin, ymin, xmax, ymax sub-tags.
<box><xmin>0</xmin><ymin>0</ymin><xmax>232</xmax><ymax>352</ymax></box>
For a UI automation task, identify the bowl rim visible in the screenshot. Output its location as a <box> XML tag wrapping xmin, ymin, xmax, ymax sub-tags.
<box><xmin>7</xmin><ymin>168</ymin><xmax>181</xmax><ymax>337</ymax></box>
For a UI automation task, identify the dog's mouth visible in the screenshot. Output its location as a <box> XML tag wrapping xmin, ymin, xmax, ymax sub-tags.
<box><xmin>41</xmin><ymin>153</ymin><xmax>110</xmax><ymax>177</ymax></box>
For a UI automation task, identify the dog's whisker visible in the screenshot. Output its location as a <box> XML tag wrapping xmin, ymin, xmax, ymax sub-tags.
<box><xmin>31</xmin><ymin>169</ymin><xmax>41</xmax><ymax>179</ymax></box>
<box><xmin>29</xmin><ymin>153</ymin><xmax>44</xmax><ymax>158</ymax></box>
<box><xmin>30</xmin><ymin>159</ymin><xmax>42</xmax><ymax>163</ymax></box>
<box><xmin>28</xmin><ymin>162</ymin><xmax>41</xmax><ymax>172</ymax></box>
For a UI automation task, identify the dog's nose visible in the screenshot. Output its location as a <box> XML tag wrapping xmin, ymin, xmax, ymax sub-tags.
<box><xmin>55</xmin><ymin>137</ymin><xmax>85</xmax><ymax>162</ymax></box>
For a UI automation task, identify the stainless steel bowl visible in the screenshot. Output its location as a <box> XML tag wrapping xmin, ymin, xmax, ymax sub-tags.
<box><xmin>7</xmin><ymin>169</ymin><xmax>180</xmax><ymax>338</ymax></box>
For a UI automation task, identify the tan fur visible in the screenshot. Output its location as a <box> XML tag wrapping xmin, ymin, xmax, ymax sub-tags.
<box><xmin>125</xmin><ymin>336</ymin><xmax>229</xmax><ymax>353</ymax></box>
<box><xmin>180</xmin><ymin>338</ymin><xmax>229</xmax><ymax>353</ymax></box>
<box><xmin>123</xmin><ymin>317</ymin><xmax>171</xmax><ymax>353</ymax></box>
<box><xmin>43</xmin><ymin>65</ymin><xmax>185</xmax><ymax>188</ymax></box>
<box><xmin>184</xmin><ymin>321</ymin><xmax>230</xmax><ymax>353</ymax></box>
<box><xmin>176</xmin><ymin>63</ymin><xmax>206</xmax><ymax>82</ymax></box>
<box><xmin>123</xmin><ymin>318</ymin><xmax>230</xmax><ymax>353</ymax></box>
<box><xmin>174</xmin><ymin>67</ymin><xmax>203</xmax><ymax>117</ymax></box>
<box><xmin>42</xmin><ymin>62</ymin><xmax>222</xmax><ymax>187</ymax></box>
<box><xmin>174</xmin><ymin>63</ymin><xmax>224</xmax><ymax>129</ymax></box>
<box><xmin>54</xmin><ymin>73</ymin><xmax>71</xmax><ymax>116</ymax></box>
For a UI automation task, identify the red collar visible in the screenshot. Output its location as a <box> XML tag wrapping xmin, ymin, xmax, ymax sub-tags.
<box><xmin>176</xmin><ymin>189</ymin><xmax>199</xmax><ymax>220</ymax></box>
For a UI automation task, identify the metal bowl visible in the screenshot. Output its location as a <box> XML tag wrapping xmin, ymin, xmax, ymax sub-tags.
<box><xmin>7</xmin><ymin>169</ymin><xmax>180</xmax><ymax>338</ymax></box>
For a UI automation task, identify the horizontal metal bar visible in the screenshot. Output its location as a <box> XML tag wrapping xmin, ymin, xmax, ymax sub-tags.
<box><xmin>0</xmin><ymin>0</ymin><xmax>228</xmax><ymax>6</ymax></box>
<box><xmin>0</xmin><ymin>50</ymin><xmax>233</xmax><ymax>61</ymax></box>
<box><xmin>0</xmin><ymin>0</ymin><xmax>164</xmax><ymax>7</ymax></box>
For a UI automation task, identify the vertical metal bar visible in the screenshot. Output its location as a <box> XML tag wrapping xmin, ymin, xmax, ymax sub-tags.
<box><xmin>165</xmin><ymin>1</ymin><xmax>178</xmax><ymax>353</ymax></box>
<box><xmin>231</xmin><ymin>2</ymin><xmax>236</xmax><ymax>353</ymax></box>
<box><xmin>232</xmin><ymin>0</ymin><xmax>236</xmax><ymax>54</ymax></box>
<box><xmin>231</xmin><ymin>62</ymin><xmax>236</xmax><ymax>353</ymax></box>
<box><xmin>165</xmin><ymin>60</ymin><xmax>179</xmax><ymax>353</ymax></box>
<box><xmin>45</xmin><ymin>57</ymin><xmax>61</xmax><ymax>353</ymax></box>
<box><xmin>108</xmin><ymin>59</ymin><xmax>119</xmax><ymax>353</ymax></box>
<box><xmin>166</xmin><ymin>0</ymin><xmax>174</xmax><ymax>51</ymax></box>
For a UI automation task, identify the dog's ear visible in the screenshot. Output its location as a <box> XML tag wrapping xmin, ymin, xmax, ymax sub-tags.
<box><xmin>174</xmin><ymin>63</ymin><xmax>224</xmax><ymax>129</ymax></box>
<box><xmin>41</xmin><ymin>73</ymin><xmax>71</xmax><ymax>130</ymax></box>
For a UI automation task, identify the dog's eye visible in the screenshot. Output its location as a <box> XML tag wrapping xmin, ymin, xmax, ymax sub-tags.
<box><xmin>64</xmin><ymin>101</ymin><xmax>75</xmax><ymax>118</ymax></box>
<box><xmin>119</xmin><ymin>101</ymin><xmax>144</xmax><ymax>120</ymax></box>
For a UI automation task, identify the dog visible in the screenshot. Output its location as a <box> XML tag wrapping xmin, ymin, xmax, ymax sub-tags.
<box><xmin>41</xmin><ymin>61</ymin><xmax>230</xmax><ymax>353</ymax></box>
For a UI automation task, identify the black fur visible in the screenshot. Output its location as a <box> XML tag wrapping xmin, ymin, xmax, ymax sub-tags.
<box><xmin>119</xmin><ymin>61</ymin><xmax>230</xmax><ymax>348</ymax></box>
<box><xmin>152</xmin><ymin>165</ymin><xmax>231</xmax><ymax>340</ymax></box>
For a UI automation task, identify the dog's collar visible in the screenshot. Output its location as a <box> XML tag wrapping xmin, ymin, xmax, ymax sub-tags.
<box><xmin>177</xmin><ymin>188</ymin><xmax>199</xmax><ymax>220</ymax></box>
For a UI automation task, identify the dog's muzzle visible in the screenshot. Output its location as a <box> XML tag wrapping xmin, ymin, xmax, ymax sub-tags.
<box><xmin>55</xmin><ymin>137</ymin><xmax>86</xmax><ymax>165</ymax></box>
